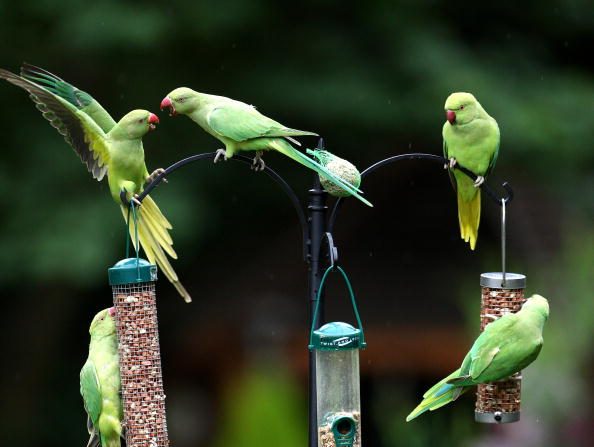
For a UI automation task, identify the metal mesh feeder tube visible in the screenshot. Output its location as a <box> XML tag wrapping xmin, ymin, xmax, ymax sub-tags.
<box><xmin>475</xmin><ymin>272</ymin><xmax>526</xmax><ymax>424</ymax></box>
<box><xmin>108</xmin><ymin>258</ymin><xmax>170</xmax><ymax>447</ymax></box>
<box><xmin>309</xmin><ymin>266</ymin><xmax>366</xmax><ymax>447</ymax></box>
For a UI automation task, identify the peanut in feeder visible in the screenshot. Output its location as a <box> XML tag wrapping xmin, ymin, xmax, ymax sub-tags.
<box><xmin>475</xmin><ymin>272</ymin><xmax>527</xmax><ymax>423</ymax></box>
<box><xmin>309</xmin><ymin>266</ymin><xmax>366</xmax><ymax>447</ymax></box>
<box><xmin>109</xmin><ymin>235</ymin><xmax>170</xmax><ymax>446</ymax></box>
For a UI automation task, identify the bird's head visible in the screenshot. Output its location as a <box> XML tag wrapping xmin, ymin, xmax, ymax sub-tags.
<box><xmin>117</xmin><ymin>109</ymin><xmax>159</xmax><ymax>139</ymax></box>
<box><xmin>522</xmin><ymin>294</ymin><xmax>550</xmax><ymax>320</ymax></box>
<box><xmin>444</xmin><ymin>92</ymin><xmax>479</xmax><ymax>126</ymax></box>
<box><xmin>161</xmin><ymin>87</ymin><xmax>199</xmax><ymax>116</ymax></box>
<box><xmin>89</xmin><ymin>307</ymin><xmax>117</xmax><ymax>337</ymax></box>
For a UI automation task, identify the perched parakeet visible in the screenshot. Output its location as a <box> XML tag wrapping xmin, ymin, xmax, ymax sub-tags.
<box><xmin>0</xmin><ymin>65</ymin><xmax>191</xmax><ymax>302</ymax></box>
<box><xmin>160</xmin><ymin>88</ymin><xmax>372</xmax><ymax>206</ymax></box>
<box><xmin>406</xmin><ymin>294</ymin><xmax>549</xmax><ymax>421</ymax></box>
<box><xmin>443</xmin><ymin>92</ymin><xmax>499</xmax><ymax>250</ymax></box>
<box><xmin>80</xmin><ymin>307</ymin><xmax>122</xmax><ymax>447</ymax></box>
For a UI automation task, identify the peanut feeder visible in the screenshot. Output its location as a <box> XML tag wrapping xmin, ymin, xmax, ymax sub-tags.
<box><xmin>475</xmin><ymin>272</ymin><xmax>526</xmax><ymax>424</ymax></box>
<box><xmin>109</xmin><ymin>258</ymin><xmax>170</xmax><ymax>446</ymax></box>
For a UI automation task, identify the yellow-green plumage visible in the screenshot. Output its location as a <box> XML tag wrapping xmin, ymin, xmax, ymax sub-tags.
<box><xmin>443</xmin><ymin>92</ymin><xmax>499</xmax><ymax>250</ymax></box>
<box><xmin>80</xmin><ymin>308</ymin><xmax>122</xmax><ymax>447</ymax></box>
<box><xmin>406</xmin><ymin>295</ymin><xmax>549</xmax><ymax>421</ymax></box>
<box><xmin>162</xmin><ymin>87</ymin><xmax>372</xmax><ymax>206</ymax></box>
<box><xmin>0</xmin><ymin>65</ymin><xmax>190</xmax><ymax>302</ymax></box>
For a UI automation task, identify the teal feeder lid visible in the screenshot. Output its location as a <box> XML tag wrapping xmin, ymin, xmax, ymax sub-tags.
<box><xmin>310</xmin><ymin>321</ymin><xmax>364</xmax><ymax>351</ymax></box>
<box><xmin>108</xmin><ymin>258</ymin><xmax>158</xmax><ymax>286</ymax></box>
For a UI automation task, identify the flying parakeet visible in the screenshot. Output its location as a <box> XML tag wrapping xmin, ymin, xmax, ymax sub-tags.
<box><xmin>0</xmin><ymin>65</ymin><xmax>191</xmax><ymax>302</ymax></box>
<box><xmin>160</xmin><ymin>88</ymin><xmax>372</xmax><ymax>206</ymax></box>
<box><xmin>443</xmin><ymin>92</ymin><xmax>499</xmax><ymax>250</ymax></box>
<box><xmin>80</xmin><ymin>307</ymin><xmax>122</xmax><ymax>447</ymax></box>
<box><xmin>406</xmin><ymin>294</ymin><xmax>549</xmax><ymax>421</ymax></box>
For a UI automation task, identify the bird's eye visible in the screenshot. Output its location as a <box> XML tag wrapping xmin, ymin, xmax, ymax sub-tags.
<box><xmin>460</xmin><ymin>105</ymin><xmax>465</xmax><ymax>110</ymax></box>
<box><xmin>178</xmin><ymin>97</ymin><xmax>185</xmax><ymax>103</ymax></box>
<box><xmin>138</xmin><ymin>118</ymin><xmax>144</xmax><ymax>124</ymax></box>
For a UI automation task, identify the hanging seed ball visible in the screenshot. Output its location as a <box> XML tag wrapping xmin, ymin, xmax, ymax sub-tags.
<box><xmin>308</xmin><ymin>149</ymin><xmax>362</xmax><ymax>197</ymax></box>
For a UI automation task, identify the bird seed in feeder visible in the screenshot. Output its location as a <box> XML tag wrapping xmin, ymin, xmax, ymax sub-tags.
<box><xmin>112</xmin><ymin>282</ymin><xmax>169</xmax><ymax>446</ymax></box>
<box><xmin>476</xmin><ymin>273</ymin><xmax>526</xmax><ymax>423</ymax></box>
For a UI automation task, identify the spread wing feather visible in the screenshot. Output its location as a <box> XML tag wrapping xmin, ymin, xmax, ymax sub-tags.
<box><xmin>0</xmin><ymin>68</ymin><xmax>110</xmax><ymax>180</ymax></box>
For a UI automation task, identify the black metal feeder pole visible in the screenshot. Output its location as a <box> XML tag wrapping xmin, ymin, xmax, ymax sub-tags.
<box><xmin>131</xmin><ymin>142</ymin><xmax>514</xmax><ymax>447</ymax></box>
<box><xmin>307</xmin><ymin>175</ymin><xmax>327</xmax><ymax>447</ymax></box>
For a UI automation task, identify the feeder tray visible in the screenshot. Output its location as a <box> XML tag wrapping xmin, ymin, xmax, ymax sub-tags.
<box><xmin>109</xmin><ymin>258</ymin><xmax>169</xmax><ymax>447</ymax></box>
<box><xmin>475</xmin><ymin>272</ymin><xmax>526</xmax><ymax>424</ymax></box>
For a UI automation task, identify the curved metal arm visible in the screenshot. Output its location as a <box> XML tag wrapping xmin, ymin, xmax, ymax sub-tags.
<box><xmin>121</xmin><ymin>151</ymin><xmax>309</xmax><ymax>259</ymax></box>
<box><xmin>328</xmin><ymin>153</ymin><xmax>514</xmax><ymax>232</ymax></box>
<box><xmin>319</xmin><ymin>232</ymin><xmax>338</xmax><ymax>270</ymax></box>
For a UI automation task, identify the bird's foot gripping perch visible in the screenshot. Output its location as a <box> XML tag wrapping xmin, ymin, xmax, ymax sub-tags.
<box><xmin>474</xmin><ymin>175</ymin><xmax>485</xmax><ymax>188</ymax></box>
<box><xmin>131</xmin><ymin>194</ymin><xmax>142</xmax><ymax>207</ymax></box>
<box><xmin>444</xmin><ymin>157</ymin><xmax>457</xmax><ymax>170</ymax></box>
<box><xmin>147</xmin><ymin>168</ymin><xmax>167</xmax><ymax>184</ymax></box>
<box><xmin>251</xmin><ymin>151</ymin><xmax>266</xmax><ymax>171</ymax></box>
<box><xmin>214</xmin><ymin>149</ymin><xmax>228</xmax><ymax>164</ymax></box>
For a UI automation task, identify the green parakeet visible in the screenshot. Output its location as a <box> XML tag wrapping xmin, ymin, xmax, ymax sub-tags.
<box><xmin>80</xmin><ymin>307</ymin><xmax>122</xmax><ymax>447</ymax></box>
<box><xmin>443</xmin><ymin>92</ymin><xmax>499</xmax><ymax>250</ymax></box>
<box><xmin>160</xmin><ymin>88</ymin><xmax>372</xmax><ymax>206</ymax></box>
<box><xmin>406</xmin><ymin>294</ymin><xmax>549</xmax><ymax>421</ymax></box>
<box><xmin>0</xmin><ymin>65</ymin><xmax>191</xmax><ymax>302</ymax></box>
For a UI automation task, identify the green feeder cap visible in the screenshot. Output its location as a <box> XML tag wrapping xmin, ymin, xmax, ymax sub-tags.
<box><xmin>310</xmin><ymin>322</ymin><xmax>363</xmax><ymax>351</ymax></box>
<box><xmin>108</xmin><ymin>258</ymin><xmax>158</xmax><ymax>286</ymax></box>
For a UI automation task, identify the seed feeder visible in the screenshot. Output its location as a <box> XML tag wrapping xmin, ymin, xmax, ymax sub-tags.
<box><xmin>475</xmin><ymin>199</ymin><xmax>526</xmax><ymax>424</ymax></box>
<box><xmin>108</xmin><ymin>202</ymin><xmax>170</xmax><ymax>446</ymax></box>
<box><xmin>309</xmin><ymin>266</ymin><xmax>366</xmax><ymax>447</ymax></box>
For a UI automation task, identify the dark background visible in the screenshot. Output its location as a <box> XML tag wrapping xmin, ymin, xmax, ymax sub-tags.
<box><xmin>0</xmin><ymin>1</ymin><xmax>592</xmax><ymax>446</ymax></box>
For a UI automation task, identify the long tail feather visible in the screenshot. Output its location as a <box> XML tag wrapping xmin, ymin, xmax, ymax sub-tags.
<box><xmin>457</xmin><ymin>190</ymin><xmax>481</xmax><ymax>250</ymax></box>
<box><xmin>406</xmin><ymin>368</ymin><xmax>468</xmax><ymax>422</ymax></box>
<box><xmin>270</xmin><ymin>140</ymin><xmax>373</xmax><ymax>207</ymax></box>
<box><xmin>120</xmin><ymin>196</ymin><xmax>191</xmax><ymax>303</ymax></box>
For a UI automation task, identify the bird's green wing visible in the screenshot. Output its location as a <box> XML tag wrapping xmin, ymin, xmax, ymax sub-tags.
<box><xmin>467</xmin><ymin>314</ymin><xmax>519</xmax><ymax>379</ymax></box>
<box><xmin>20</xmin><ymin>64</ymin><xmax>117</xmax><ymax>132</ymax></box>
<box><xmin>0</xmin><ymin>68</ymin><xmax>111</xmax><ymax>180</ymax></box>
<box><xmin>443</xmin><ymin>138</ymin><xmax>457</xmax><ymax>191</ymax></box>
<box><xmin>443</xmin><ymin>138</ymin><xmax>449</xmax><ymax>159</ymax></box>
<box><xmin>207</xmin><ymin>105</ymin><xmax>318</xmax><ymax>142</ymax></box>
<box><xmin>80</xmin><ymin>360</ymin><xmax>102</xmax><ymax>429</ymax></box>
<box><xmin>485</xmin><ymin>140</ymin><xmax>500</xmax><ymax>178</ymax></box>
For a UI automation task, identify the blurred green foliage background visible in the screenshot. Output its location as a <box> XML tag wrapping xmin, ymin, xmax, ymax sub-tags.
<box><xmin>0</xmin><ymin>1</ymin><xmax>592</xmax><ymax>446</ymax></box>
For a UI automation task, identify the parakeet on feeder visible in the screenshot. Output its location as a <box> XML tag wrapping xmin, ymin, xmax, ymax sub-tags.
<box><xmin>443</xmin><ymin>92</ymin><xmax>500</xmax><ymax>250</ymax></box>
<box><xmin>406</xmin><ymin>294</ymin><xmax>549</xmax><ymax>422</ymax></box>
<box><xmin>0</xmin><ymin>65</ymin><xmax>191</xmax><ymax>302</ymax></box>
<box><xmin>307</xmin><ymin>149</ymin><xmax>362</xmax><ymax>198</ymax></box>
<box><xmin>160</xmin><ymin>88</ymin><xmax>372</xmax><ymax>206</ymax></box>
<box><xmin>80</xmin><ymin>307</ymin><xmax>122</xmax><ymax>447</ymax></box>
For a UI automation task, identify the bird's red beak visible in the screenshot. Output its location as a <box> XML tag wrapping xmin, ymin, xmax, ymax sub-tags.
<box><xmin>160</xmin><ymin>97</ymin><xmax>176</xmax><ymax>116</ymax></box>
<box><xmin>148</xmin><ymin>113</ymin><xmax>159</xmax><ymax>130</ymax></box>
<box><xmin>108</xmin><ymin>307</ymin><xmax>116</xmax><ymax>318</ymax></box>
<box><xmin>446</xmin><ymin>110</ymin><xmax>456</xmax><ymax>124</ymax></box>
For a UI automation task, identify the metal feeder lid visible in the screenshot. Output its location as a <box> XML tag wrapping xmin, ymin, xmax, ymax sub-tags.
<box><xmin>310</xmin><ymin>322</ymin><xmax>362</xmax><ymax>351</ymax></box>
<box><xmin>480</xmin><ymin>272</ymin><xmax>526</xmax><ymax>289</ymax></box>
<box><xmin>108</xmin><ymin>257</ymin><xmax>158</xmax><ymax>286</ymax></box>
